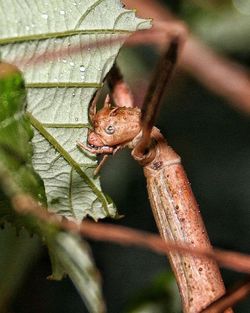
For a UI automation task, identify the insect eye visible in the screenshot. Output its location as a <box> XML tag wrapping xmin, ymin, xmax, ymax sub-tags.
<box><xmin>105</xmin><ymin>125</ymin><xmax>115</xmax><ymax>134</ymax></box>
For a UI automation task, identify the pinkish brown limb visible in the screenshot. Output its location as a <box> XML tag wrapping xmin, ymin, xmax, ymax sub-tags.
<box><xmin>124</xmin><ymin>0</ymin><xmax>250</xmax><ymax>114</ymax></box>
<box><xmin>94</xmin><ymin>155</ymin><xmax>109</xmax><ymax>176</ymax></box>
<box><xmin>93</xmin><ymin>144</ymin><xmax>124</xmax><ymax>175</ymax></box>
<box><xmin>107</xmin><ymin>63</ymin><xmax>134</xmax><ymax>108</ymax></box>
<box><xmin>128</xmin><ymin>20</ymin><xmax>187</xmax><ymax>52</ymax></box>
<box><xmin>133</xmin><ymin>38</ymin><xmax>178</xmax><ymax>159</ymax></box>
<box><xmin>201</xmin><ymin>278</ymin><xmax>250</xmax><ymax>313</ymax></box>
<box><xmin>11</xmin><ymin>194</ymin><xmax>250</xmax><ymax>275</ymax></box>
<box><xmin>77</xmin><ymin>140</ymin><xmax>114</xmax><ymax>155</ymax></box>
<box><xmin>89</xmin><ymin>91</ymin><xmax>99</xmax><ymax>124</ymax></box>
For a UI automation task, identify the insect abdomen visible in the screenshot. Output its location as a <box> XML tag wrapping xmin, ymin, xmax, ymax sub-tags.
<box><xmin>143</xmin><ymin>141</ymin><xmax>226</xmax><ymax>313</ymax></box>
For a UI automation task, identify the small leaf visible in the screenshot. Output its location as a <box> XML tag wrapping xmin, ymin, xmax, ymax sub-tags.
<box><xmin>123</xmin><ymin>272</ymin><xmax>181</xmax><ymax>313</ymax></box>
<box><xmin>0</xmin><ymin>0</ymin><xmax>151</xmax><ymax>221</ymax></box>
<box><xmin>48</xmin><ymin>232</ymin><xmax>106</xmax><ymax>313</ymax></box>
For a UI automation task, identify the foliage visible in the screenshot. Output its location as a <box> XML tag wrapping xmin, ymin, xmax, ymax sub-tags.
<box><xmin>0</xmin><ymin>65</ymin><xmax>106</xmax><ymax>313</ymax></box>
<box><xmin>0</xmin><ymin>1</ymin><xmax>151</xmax><ymax>312</ymax></box>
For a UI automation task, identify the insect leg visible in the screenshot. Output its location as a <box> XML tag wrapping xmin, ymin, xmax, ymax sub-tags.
<box><xmin>88</xmin><ymin>90</ymin><xmax>99</xmax><ymax>124</ymax></box>
<box><xmin>94</xmin><ymin>155</ymin><xmax>109</xmax><ymax>176</ymax></box>
<box><xmin>107</xmin><ymin>63</ymin><xmax>134</xmax><ymax>108</ymax></box>
<box><xmin>133</xmin><ymin>37</ymin><xmax>179</xmax><ymax>159</ymax></box>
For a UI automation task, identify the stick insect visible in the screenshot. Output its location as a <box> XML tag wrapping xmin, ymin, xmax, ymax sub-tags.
<box><xmin>78</xmin><ymin>38</ymin><xmax>231</xmax><ymax>313</ymax></box>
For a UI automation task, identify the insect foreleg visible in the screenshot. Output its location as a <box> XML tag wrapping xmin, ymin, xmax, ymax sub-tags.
<box><xmin>107</xmin><ymin>63</ymin><xmax>134</xmax><ymax>108</ymax></box>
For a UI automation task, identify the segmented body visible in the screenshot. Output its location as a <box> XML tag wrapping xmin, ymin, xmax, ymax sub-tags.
<box><xmin>137</xmin><ymin>128</ymin><xmax>225</xmax><ymax>312</ymax></box>
<box><xmin>79</xmin><ymin>106</ymin><xmax>227</xmax><ymax>313</ymax></box>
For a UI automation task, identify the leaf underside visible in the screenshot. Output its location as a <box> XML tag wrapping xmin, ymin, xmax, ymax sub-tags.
<box><xmin>0</xmin><ymin>0</ymin><xmax>151</xmax><ymax>221</ymax></box>
<box><xmin>0</xmin><ymin>66</ymin><xmax>107</xmax><ymax>313</ymax></box>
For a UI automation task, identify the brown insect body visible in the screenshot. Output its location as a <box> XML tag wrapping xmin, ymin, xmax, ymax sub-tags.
<box><xmin>78</xmin><ymin>39</ymin><xmax>230</xmax><ymax>311</ymax></box>
<box><xmin>82</xmin><ymin>114</ymin><xmax>227</xmax><ymax>312</ymax></box>
<box><xmin>133</xmin><ymin>129</ymin><xmax>226</xmax><ymax>312</ymax></box>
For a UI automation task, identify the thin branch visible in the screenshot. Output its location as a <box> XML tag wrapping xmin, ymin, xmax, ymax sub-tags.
<box><xmin>201</xmin><ymin>278</ymin><xmax>250</xmax><ymax>313</ymax></box>
<box><xmin>123</xmin><ymin>0</ymin><xmax>250</xmax><ymax>114</ymax></box>
<box><xmin>12</xmin><ymin>194</ymin><xmax>250</xmax><ymax>275</ymax></box>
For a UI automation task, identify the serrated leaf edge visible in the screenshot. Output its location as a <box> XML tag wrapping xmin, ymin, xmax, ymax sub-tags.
<box><xmin>26</xmin><ymin>112</ymin><xmax>112</xmax><ymax>217</ymax></box>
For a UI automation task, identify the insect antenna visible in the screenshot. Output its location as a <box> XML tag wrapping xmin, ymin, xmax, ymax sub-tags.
<box><xmin>134</xmin><ymin>37</ymin><xmax>179</xmax><ymax>157</ymax></box>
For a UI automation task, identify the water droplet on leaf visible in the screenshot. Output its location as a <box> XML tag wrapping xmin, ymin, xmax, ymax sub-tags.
<box><xmin>41</xmin><ymin>13</ymin><xmax>48</xmax><ymax>19</ymax></box>
<box><xmin>79</xmin><ymin>65</ymin><xmax>86</xmax><ymax>72</ymax></box>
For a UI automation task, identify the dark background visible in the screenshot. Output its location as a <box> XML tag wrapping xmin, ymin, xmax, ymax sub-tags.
<box><xmin>1</xmin><ymin>0</ymin><xmax>250</xmax><ymax>312</ymax></box>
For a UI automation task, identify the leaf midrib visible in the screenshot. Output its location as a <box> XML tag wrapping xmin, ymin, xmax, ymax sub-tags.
<box><xmin>26</xmin><ymin>112</ymin><xmax>110</xmax><ymax>216</ymax></box>
<box><xmin>0</xmin><ymin>29</ymin><xmax>132</xmax><ymax>45</ymax></box>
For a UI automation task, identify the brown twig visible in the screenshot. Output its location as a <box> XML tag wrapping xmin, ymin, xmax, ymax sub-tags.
<box><xmin>12</xmin><ymin>194</ymin><xmax>250</xmax><ymax>275</ymax></box>
<box><xmin>123</xmin><ymin>0</ymin><xmax>250</xmax><ymax>114</ymax></box>
<box><xmin>201</xmin><ymin>278</ymin><xmax>250</xmax><ymax>313</ymax></box>
<box><xmin>13</xmin><ymin>35</ymin><xmax>127</xmax><ymax>68</ymax></box>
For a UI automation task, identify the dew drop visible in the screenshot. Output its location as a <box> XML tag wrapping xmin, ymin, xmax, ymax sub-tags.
<box><xmin>69</xmin><ymin>61</ymin><xmax>75</xmax><ymax>67</ymax></box>
<box><xmin>60</xmin><ymin>10</ymin><xmax>65</xmax><ymax>15</ymax></box>
<box><xmin>75</xmin><ymin>117</ymin><xmax>79</xmax><ymax>121</ymax></box>
<box><xmin>62</xmin><ymin>59</ymin><xmax>67</xmax><ymax>63</ymax></box>
<box><xmin>79</xmin><ymin>65</ymin><xmax>86</xmax><ymax>72</ymax></box>
<box><xmin>41</xmin><ymin>13</ymin><xmax>48</xmax><ymax>19</ymax></box>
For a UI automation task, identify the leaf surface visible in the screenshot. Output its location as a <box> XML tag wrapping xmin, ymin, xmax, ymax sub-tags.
<box><xmin>0</xmin><ymin>65</ymin><xmax>106</xmax><ymax>313</ymax></box>
<box><xmin>0</xmin><ymin>0</ymin><xmax>151</xmax><ymax>220</ymax></box>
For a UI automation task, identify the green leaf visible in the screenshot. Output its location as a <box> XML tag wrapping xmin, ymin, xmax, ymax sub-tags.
<box><xmin>123</xmin><ymin>272</ymin><xmax>181</xmax><ymax>313</ymax></box>
<box><xmin>0</xmin><ymin>63</ymin><xmax>45</xmax><ymax>226</ymax></box>
<box><xmin>0</xmin><ymin>65</ymin><xmax>106</xmax><ymax>313</ymax></box>
<box><xmin>48</xmin><ymin>232</ymin><xmax>106</xmax><ymax>313</ymax></box>
<box><xmin>0</xmin><ymin>225</ymin><xmax>42</xmax><ymax>313</ymax></box>
<box><xmin>0</xmin><ymin>0</ymin><xmax>151</xmax><ymax>221</ymax></box>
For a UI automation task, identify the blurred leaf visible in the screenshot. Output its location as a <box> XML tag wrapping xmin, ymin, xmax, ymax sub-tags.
<box><xmin>123</xmin><ymin>272</ymin><xmax>181</xmax><ymax>313</ymax></box>
<box><xmin>0</xmin><ymin>65</ymin><xmax>105</xmax><ymax>313</ymax></box>
<box><xmin>48</xmin><ymin>232</ymin><xmax>106</xmax><ymax>313</ymax></box>
<box><xmin>182</xmin><ymin>2</ymin><xmax>250</xmax><ymax>53</ymax></box>
<box><xmin>0</xmin><ymin>0</ymin><xmax>151</xmax><ymax>221</ymax></box>
<box><xmin>0</xmin><ymin>225</ymin><xmax>41</xmax><ymax>313</ymax></box>
<box><xmin>0</xmin><ymin>63</ymin><xmax>45</xmax><ymax>228</ymax></box>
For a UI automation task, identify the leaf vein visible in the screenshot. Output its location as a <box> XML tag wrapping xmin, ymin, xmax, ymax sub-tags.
<box><xmin>0</xmin><ymin>29</ymin><xmax>131</xmax><ymax>45</ymax></box>
<box><xmin>26</xmin><ymin>112</ymin><xmax>110</xmax><ymax>216</ymax></box>
<box><xmin>74</xmin><ymin>0</ymin><xmax>105</xmax><ymax>30</ymax></box>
